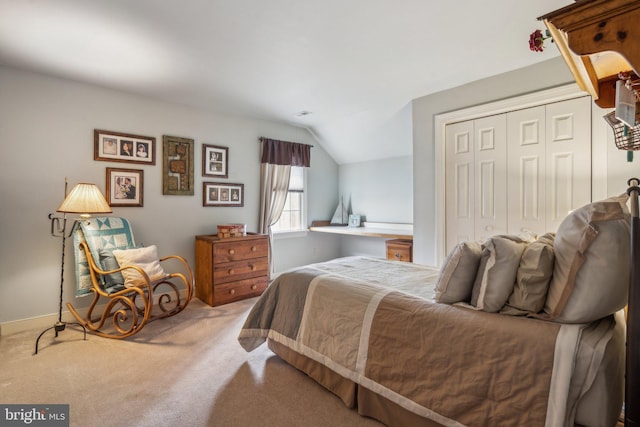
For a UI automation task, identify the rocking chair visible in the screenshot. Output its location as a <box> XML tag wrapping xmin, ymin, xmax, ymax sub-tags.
<box><xmin>67</xmin><ymin>216</ymin><xmax>194</xmax><ymax>339</ymax></box>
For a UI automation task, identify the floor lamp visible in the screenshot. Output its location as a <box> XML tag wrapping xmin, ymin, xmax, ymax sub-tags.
<box><xmin>34</xmin><ymin>179</ymin><xmax>112</xmax><ymax>355</ymax></box>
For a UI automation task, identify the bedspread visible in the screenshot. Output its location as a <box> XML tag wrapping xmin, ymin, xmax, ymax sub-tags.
<box><xmin>238</xmin><ymin>257</ymin><xmax>616</xmax><ymax>427</ymax></box>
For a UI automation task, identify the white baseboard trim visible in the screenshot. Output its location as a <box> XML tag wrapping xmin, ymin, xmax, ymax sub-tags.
<box><xmin>0</xmin><ymin>289</ymin><xmax>191</xmax><ymax>337</ymax></box>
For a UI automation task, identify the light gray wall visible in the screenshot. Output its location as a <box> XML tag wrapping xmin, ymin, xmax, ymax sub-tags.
<box><xmin>412</xmin><ymin>57</ymin><xmax>575</xmax><ymax>266</ymax></box>
<box><xmin>336</xmin><ymin>155</ymin><xmax>413</xmax><ymax>257</ymax></box>
<box><xmin>0</xmin><ymin>65</ymin><xmax>339</xmax><ymax>325</ymax></box>
<box><xmin>339</xmin><ymin>156</ymin><xmax>413</xmax><ymax>223</ymax></box>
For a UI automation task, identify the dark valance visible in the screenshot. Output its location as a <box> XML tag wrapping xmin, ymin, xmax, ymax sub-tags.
<box><xmin>259</xmin><ymin>137</ymin><xmax>311</xmax><ymax>167</ymax></box>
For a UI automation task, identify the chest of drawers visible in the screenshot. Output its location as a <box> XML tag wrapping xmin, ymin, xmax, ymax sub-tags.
<box><xmin>195</xmin><ymin>233</ymin><xmax>269</xmax><ymax>307</ymax></box>
<box><xmin>385</xmin><ymin>238</ymin><xmax>413</xmax><ymax>263</ymax></box>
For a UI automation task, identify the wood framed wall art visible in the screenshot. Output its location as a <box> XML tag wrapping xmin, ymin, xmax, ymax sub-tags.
<box><xmin>202</xmin><ymin>144</ymin><xmax>229</xmax><ymax>178</ymax></box>
<box><xmin>163</xmin><ymin>135</ymin><xmax>194</xmax><ymax>195</ymax></box>
<box><xmin>203</xmin><ymin>182</ymin><xmax>244</xmax><ymax>207</ymax></box>
<box><xmin>94</xmin><ymin>129</ymin><xmax>156</xmax><ymax>165</ymax></box>
<box><xmin>106</xmin><ymin>167</ymin><xmax>144</xmax><ymax>207</ymax></box>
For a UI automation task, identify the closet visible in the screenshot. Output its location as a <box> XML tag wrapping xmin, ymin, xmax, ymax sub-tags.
<box><xmin>444</xmin><ymin>96</ymin><xmax>591</xmax><ymax>254</ymax></box>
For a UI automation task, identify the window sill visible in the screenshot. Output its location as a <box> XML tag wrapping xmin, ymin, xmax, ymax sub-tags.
<box><xmin>272</xmin><ymin>230</ymin><xmax>308</xmax><ymax>240</ymax></box>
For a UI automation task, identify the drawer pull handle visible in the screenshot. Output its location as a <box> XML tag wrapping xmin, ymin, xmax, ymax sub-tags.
<box><xmin>228</xmin><ymin>249</ymin><xmax>235</xmax><ymax>255</ymax></box>
<box><xmin>250</xmin><ymin>264</ymin><xmax>256</xmax><ymax>271</ymax></box>
<box><xmin>395</xmin><ymin>253</ymin><xmax>402</xmax><ymax>259</ymax></box>
<box><xmin>228</xmin><ymin>269</ymin><xmax>234</xmax><ymax>275</ymax></box>
<box><xmin>229</xmin><ymin>289</ymin><xmax>236</xmax><ymax>295</ymax></box>
<box><xmin>251</xmin><ymin>246</ymin><xmax>257</xmax><ymax>252</ymax></box>
<box><xmin>251</xmin><ymin>284</ymin><xmax>257</xmax><ymax>290</ymax></box>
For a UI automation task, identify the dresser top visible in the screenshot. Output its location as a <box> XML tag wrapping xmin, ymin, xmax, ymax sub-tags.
<box><xmin>196</xmin><ymin>233</ymin><xmax>267</xmax><ymax>243</ymax></box>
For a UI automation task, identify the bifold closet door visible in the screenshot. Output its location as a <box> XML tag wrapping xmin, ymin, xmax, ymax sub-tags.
<box><xmin>544</xmin><ymin>96</ymin><xmax>591</xmax><ymax>233</ymax></box>
<box><xmin>445</xmin><ymin>120</ymin><xmax>475</xmax><ymax>253</ymax></box>
<box><xmin>474</xmin><ymin>114</ymin><xmax>507</xmax><ymax>243</ymax></box>
<box><xmin>445</xmin><ymin>96</ymin><xmax>591</xmax><ymax>255</ymax></box>
<box><xmin>507</xmin><ymin>105</ymin><xmax>547</xmax><ymax>237</ymax></box>
<box><xmin>445</xmin><ymin>115</ymin><xmax>507</xmax><ymax>253</ymax></box>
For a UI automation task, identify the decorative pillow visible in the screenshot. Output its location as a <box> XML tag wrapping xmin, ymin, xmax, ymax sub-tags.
<box><xmin>544</xmin><ymin>195</ymin><xmax>630</xmax><ymax>323</ymax></box>
<box><xmin>98</xmin><ymin>249</ymin><xmax>125</xmax><ymax>292</ymax></box>
<box><xmin>112</xmin><ymin>245</ymin><xmax>167</xmax><ymax>287</ymax></box>
<box><xmin>501</xmin><ymin>233</ymin><xmax>555</xmax><ymax>316</ymax></box>
<box><xmin>435</xmin><ymin>241</ymin><xmax>483</xmax><ymax>304</ymax></box>
<box><xmin>470</xmin><ymin>235</ymin><xmax>528</xmax><ymax>312</ymax></box>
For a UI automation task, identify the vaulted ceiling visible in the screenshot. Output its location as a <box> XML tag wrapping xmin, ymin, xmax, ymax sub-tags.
<box><xmin>0</xmin><ymin>0</ymin><xmax>567</xmax><ymax>164</ymax></box>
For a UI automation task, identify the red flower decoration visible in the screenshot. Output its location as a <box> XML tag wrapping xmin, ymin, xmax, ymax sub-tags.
<box><xmin>529</xmin><ymin>29</ymin><xmax>552</xmax><ymax>52</ymax></box>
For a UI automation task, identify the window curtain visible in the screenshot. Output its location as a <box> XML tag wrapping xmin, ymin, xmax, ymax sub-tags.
<box><xmin>258</xmin><ymin>137</ymin><xmax>311</xmax><ymax>277</ymax></box>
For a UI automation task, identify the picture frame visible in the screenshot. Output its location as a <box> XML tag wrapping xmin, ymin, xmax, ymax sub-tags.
<box><xmin>348</xmin><ymin>214</ymin><xmax>361</xmax><ymax>227</ymax></box>
<box><xmin>94</xmin><ymin>129</ymin><xmax>156</xmax><ymax>165</ymax></box>
<box><xmin>203</xmin><ymin>182</ymin><xmax>244</xmax><ymax>207</ymax></box>
<box><xmin>163</xmin><ymin>135</ymin><xmax>194</xmax><ymax>195</ymax></box>
<box><xmin>202</xmin><ymin>144</ymin><xmax>229</xmax><ymax>178</ymax></box>
<box><xmin>106</xmin><ymin>167</ymin><xmax>144</xmax><ymax>207</ymax></box>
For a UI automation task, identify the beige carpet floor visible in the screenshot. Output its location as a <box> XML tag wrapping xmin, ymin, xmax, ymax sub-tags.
<box><xmin>0</xmin><ymin>298</ymin><xmax>383</xmax><ymax>427</ymax></box>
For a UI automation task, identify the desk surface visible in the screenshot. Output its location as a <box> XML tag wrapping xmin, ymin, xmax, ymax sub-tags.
<box><xmin>309</xmin><ymin>222</ymin><xmax>413</xmax><ymax>239</ymax></box>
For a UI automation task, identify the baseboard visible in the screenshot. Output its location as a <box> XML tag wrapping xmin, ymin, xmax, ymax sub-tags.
<box><xmin>0</xmin><ymin>289</ymin><xmax>190</xmax><ymax>336</ymax></box>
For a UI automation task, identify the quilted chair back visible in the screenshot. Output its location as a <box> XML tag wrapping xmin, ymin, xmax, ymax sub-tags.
<box><xmin>73</xmin><ymin>216</ymin><xmax>136</xmax><ymax>296</ymax></box>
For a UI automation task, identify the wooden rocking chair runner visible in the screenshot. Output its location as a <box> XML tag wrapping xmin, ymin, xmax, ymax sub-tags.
<box><xmin>67</xmin><ymin>217</ymin><xmax>194</xmax><ymax>339</ymax></box>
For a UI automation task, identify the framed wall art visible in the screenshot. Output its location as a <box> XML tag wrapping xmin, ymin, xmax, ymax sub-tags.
<box><xmin>202</xmin><ymin>144</ymin><xmax>229</xmax><ymax>178</ymax></box>
<box><xmin>106</xmin><ymin>167</ymin><xmax>144</xmax><ymax>207</ymax></box>
<box><xmin>203</xmin><ymin>182</ymin><xmax>244</xmax><ymax>207</ymax></box>
<box><xmin>94</xmin><ymin>129</ymin><xmax>156</xmax><ymax>165</ymax></box>
<box><xmin>163</xmin><ymin>135</ymin><xmax>194</xmax><ymax>195</ymax></box>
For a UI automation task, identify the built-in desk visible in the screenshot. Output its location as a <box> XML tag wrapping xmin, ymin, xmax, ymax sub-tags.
<box><xmin>309</xmin><ymin>221</ymin><xmax>413</xmax><ymax>240</ymax></box>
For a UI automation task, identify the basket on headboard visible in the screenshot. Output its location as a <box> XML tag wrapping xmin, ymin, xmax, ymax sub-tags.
<box><xmin>604</xmin><ymin>111</ymin><xmax>640</xmax><ymax>151</ymax></box>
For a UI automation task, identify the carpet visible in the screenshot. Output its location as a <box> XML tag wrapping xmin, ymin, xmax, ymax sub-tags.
<box><xmin>0</xmin><ymin>298</ymin><xmax>382</xmax><ymax>427</ymax></box>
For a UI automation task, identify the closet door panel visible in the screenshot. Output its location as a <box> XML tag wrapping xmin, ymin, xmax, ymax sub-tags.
<box><xmin>445</xmin><ymin>121</ymin><xmax>475</xmax><ymax>253</ymax></box>
<box><xmin>545</xmin><ymin>97</ymin><xmax>591</xmax><ymax>232</ymax></box>
<box><xmin>507</xmin><ymin>106</ymin><xmax>546</xmax><ymax>236</ymax></box>
<box><xmin>474</xmin><ymin>115</ymin><xmax>507</xmax><ymax>243</ymax></box>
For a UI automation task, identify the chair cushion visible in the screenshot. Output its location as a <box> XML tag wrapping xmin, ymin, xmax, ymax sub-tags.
<box><xmin>98</xmin><ymin>249</ymin><xmax>126</xmax><ymax>294</ymax></box>
<box><xmin>112</xmin><ymin>245</ymin><xmax>167</xmax><ymax>287</ymax></box>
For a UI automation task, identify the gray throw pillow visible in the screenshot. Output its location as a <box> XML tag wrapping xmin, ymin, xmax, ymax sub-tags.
<box><xmin>501</xmin><ymin>233</ymin><xmax>555</xmax><ymax>316</ymax></box>
<box><xmin>435</xmin><ymin>241</ymin><xmax>483</xmax><ymax>304</ymax></box>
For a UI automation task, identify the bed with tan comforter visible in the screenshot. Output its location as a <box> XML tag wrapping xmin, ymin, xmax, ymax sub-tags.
<box><xmin>238</xmin><ymin>256</ymin><xmax>624</xmax><ymax>427</ymax></box>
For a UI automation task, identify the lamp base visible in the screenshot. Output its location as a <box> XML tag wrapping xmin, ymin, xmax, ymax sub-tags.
<box><xmin>34</xmin><ymin>321</ymin><xmax>87</xmax><ymax>355</ymax></box>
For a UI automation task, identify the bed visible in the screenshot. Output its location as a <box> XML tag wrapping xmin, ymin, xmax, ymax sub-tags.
<box><xmin>238</xmin><ymin>195</ymin><xmax>631</xmax><ymax>427</ymax></box>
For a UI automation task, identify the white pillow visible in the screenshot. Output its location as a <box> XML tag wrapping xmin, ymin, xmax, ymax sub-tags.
<box><xmin>435</xmin><ymin>241</ymin><xmax>483</xmax><ymax>304</ymax></box>
<box><xmin>112</xmin><ymin>245</ymin><xmax>167</xmax><ymax>287</ymax></box>
<box><xmin>545</xmin><ymin>195</ymin><xmax>630</xmax><ymax>323</ymax></box>
<box><xmin>470</xmin><ymin>235</ymin><xmax>528</xmax><ymax>312</ymax></box>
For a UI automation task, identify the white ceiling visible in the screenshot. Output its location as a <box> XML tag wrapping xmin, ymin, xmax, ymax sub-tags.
<box><xmin>0</xmin><ymin>0</ymin><xmax>567</xmax><ymax>164</ymax></box>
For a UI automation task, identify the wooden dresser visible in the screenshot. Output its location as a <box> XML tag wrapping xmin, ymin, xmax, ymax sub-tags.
<box><xmin>385</xmin><ymin>238</ymin><xmax>413</xmax><ymax>262</ymax></box>
<box><xmin>195</xmin><ymin>233</ymin><xmax>269</xmax><ymax>307</ymax></box>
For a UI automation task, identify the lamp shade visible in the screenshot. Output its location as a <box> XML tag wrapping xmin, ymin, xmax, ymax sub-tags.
<box><xmin>56</xmin><ymin>183</ymin><xmax>112</xmax><ymax>214</ymax></box>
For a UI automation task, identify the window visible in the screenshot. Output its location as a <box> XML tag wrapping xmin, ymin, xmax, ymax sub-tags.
<box><xmin>271</xmin><ymin>166</ymin><xmax>306</xmax><ymax>234</ymax></box>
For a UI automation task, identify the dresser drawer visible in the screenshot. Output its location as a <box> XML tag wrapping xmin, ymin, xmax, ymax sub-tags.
<box><xmin>213</xmin><ymin>276</ymin><xmax>268</xmax><ymax>306</ymax></box>
<box><xmin>386</xmin><ymin>239</ymin><xmax>413</xmax><ymax>262</ymax></box>
<box><xmin>213</xmin><ymin>258</ymin><xmax>268</xmax><ymax>284</ymax></box>
<box><xmin>213</xmin><ymin>239</ymin><xmax>268</xmax><ymax>263</ymax></box>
